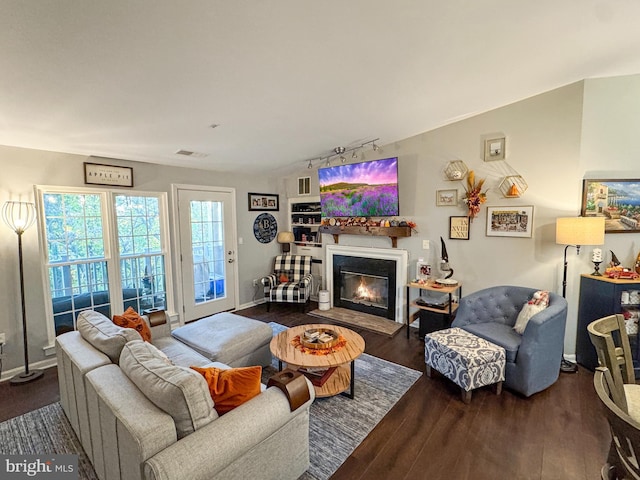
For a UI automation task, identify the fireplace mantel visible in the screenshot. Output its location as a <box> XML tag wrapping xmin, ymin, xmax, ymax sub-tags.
<box><xmin>318</xmin><ymin>225</ymin><xmax>411</xmax><ymax>248</ymax></box>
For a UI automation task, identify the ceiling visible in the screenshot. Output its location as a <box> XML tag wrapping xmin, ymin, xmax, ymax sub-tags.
<box><xmin>2</xmin><ymin>1</ymin><xmax>640</xmax><ymax>175</ymax></box>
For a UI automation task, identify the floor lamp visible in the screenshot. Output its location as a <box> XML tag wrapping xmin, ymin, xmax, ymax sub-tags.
<box><xmin>2</xmin><ymin>201</ymin><xmax>44</xmax><ymax>385</ymax></box>
<box><xmin>555</xmin><ymin>216</ymin><xmax>605</xmax><ymax>373</ymax></box>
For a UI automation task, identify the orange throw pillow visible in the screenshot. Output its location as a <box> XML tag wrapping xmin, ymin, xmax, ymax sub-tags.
<box><xmin>191</xmin><ymin>365</ymin><xmax>262</xmax><ymax>415</ymax></box>
<box><xmin>113</xmin><ymin>307</ymin><xmax>152</xmax><ymax>342</ymax></box>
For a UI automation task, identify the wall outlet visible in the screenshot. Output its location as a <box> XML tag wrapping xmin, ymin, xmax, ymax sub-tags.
<box><xmin>252</xmin><ymin>279</ymin><xmax>258</xmax><ymax>287</ymax></box>
<box><xmin>0</xmin><ymin>332</ymin><xmax>5</xmax><ymax>345</ymax></box>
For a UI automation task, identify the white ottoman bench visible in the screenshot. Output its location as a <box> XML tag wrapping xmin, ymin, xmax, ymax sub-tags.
<box><xmin>424</xmin><ymin>327</ymin><xmax>506</xmax><ymax>404</ymax></box>
<box><xmin>171</xmin><ymin>312</ymin><xmax>273</xmax><ymax>367</ymax></box>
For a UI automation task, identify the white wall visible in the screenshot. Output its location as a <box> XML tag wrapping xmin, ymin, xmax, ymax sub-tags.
<box><xmin>0</xmin><ymin>146</ymin><xmax>284</xmax><ymax>374</ymax></box>
<box><xmin>286</xmin><ymin>77</ymin><xmax>640</xmax><ymax>358</ymax></box>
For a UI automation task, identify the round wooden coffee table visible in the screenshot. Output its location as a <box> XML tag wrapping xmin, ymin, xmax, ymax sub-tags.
<box><xmin>270</xmin><ymin>324</ymin><xmax>365</xmax><ymax>398</ymax></box>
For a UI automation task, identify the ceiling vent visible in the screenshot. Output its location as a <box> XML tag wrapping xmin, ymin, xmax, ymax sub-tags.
<box><xmin>175</xmin><ymin>150</ymin><xmax>208</xmax><ymax>158</ymax></box>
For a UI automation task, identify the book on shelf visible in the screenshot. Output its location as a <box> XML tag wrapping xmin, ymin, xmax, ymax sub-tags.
<box><xmin>298</xmin><ymin>366</ymin><xmax>337</xmax><ymax>387</ymax></box>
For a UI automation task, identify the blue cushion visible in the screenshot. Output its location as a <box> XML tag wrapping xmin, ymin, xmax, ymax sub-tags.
<box><xmin>462</xmin><ymin>323</ymin><xmax>522</xmax><ymax>363</ymax></box>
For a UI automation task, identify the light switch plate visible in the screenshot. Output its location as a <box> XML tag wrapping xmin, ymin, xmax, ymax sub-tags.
<box><xmin>422</xmin><ymin>240</ymin><xmax>430</xmax><ymax>250</ymax></box>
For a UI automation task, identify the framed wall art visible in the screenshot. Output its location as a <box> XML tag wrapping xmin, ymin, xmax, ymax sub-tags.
<box><xmin>484</xmin><ymin>136</ymin><xmax>505</xmax><ymax>161</ymax></box>
<box><xmin>84</xmin><ymin>162</ymin><xmax>134</xmax><ymax>187</ymax></box>
<box><xmin>581</xmin><ymin>179</ymin><xmax>640</xmax><ymax>233</ymax></box>
<box><xmin>436</xmin><ymin>189</ymin><xmax>458</xmax><ymax>206</ymax></box>
<box><xmin>486</xmin><ymin>205</ymin><xmax>534</xmax><ymax>238</ymax></box>
<box><xmin>449</xmin><ymin>216</ymin><xmax>470</xmax><ymax>240</ymax></box>
<box><xmin>248</xmin><ymin>192</ymin><xmax>279</xmax><ymax>211</ymax></box>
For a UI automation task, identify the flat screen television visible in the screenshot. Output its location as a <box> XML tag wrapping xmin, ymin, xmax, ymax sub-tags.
<box><xmin>318</xmin><ymin>157</ymin><xmax>399</xmax><ymax>217</ymax></box>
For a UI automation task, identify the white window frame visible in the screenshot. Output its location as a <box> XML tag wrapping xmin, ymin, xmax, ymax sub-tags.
<box><xmin>35</xmin><ymin>185</ymin><xmax>174</xmax><ymax>349</ymax></box>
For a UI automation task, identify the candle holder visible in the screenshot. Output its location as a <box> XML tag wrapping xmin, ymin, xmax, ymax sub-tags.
<box><xmin>592</xmin><ymin>261</ymin><xmax>602</xmax><ymax>276</ymax></box>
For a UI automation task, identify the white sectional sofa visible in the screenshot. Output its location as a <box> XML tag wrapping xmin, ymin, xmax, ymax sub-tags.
<box><xmin>55</xmin><ymin>310</ymin><xmax>314</xmax><ymax>480</ymax></box>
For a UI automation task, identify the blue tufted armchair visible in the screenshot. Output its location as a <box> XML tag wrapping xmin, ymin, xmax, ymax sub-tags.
<box><xmin>451</xmin><ymin>285</ymin><xmax>568</xmax><ymax>397</ymax></box>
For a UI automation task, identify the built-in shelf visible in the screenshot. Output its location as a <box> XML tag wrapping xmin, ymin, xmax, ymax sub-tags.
<box><xmin>318</xmin><ymin>225</ymin><xmax>411</xmax><ymax>248</ymax></box>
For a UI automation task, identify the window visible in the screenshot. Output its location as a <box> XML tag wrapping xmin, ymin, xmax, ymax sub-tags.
<box><xmin>37</xmin><ymin>187</ymin><xmax>171</xmax><ymax>336</ymax></box>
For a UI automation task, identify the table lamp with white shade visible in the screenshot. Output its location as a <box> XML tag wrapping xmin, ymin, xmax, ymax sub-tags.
<box><xmin>277</xmin><ymin>231</ymin><xmax>295</xmax><ymax>254</ymax></box>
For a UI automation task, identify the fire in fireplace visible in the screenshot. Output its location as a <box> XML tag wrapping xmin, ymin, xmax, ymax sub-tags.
<box><xmin>340</xmin><ymin>271</ymin><xmax>388</xmax><ymax>311</ymax></box>
<box><xmin>332</xmin><ymin>254</ymin><xmax>396</xmax><ymax>319</ymax></box>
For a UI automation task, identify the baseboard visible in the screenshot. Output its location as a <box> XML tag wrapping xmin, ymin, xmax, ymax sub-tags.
<box><xmin>0</xmin><ymin>357</ymin><xmax>57</xmax><ymax>383</ymax></box>
<box><xmin>236</xmin><ymin>299</ymin><xmax>265</xmax><ymax>311</ymax></box>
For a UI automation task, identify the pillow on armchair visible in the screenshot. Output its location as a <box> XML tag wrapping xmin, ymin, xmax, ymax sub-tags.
<box><xmin>513</xmin><ymin>290</ymin><xmax>549</xmax><ymax>334</ymax></box>
<box><xmin>275</xmin><ymin>270</ymin><xmax>294</xmax><ymax>284</ymax></box>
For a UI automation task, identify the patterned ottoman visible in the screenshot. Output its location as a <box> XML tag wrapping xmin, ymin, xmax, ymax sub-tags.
<box><xmin>424</xmin><ymin>327</ymin><xmax>506</xmax><ymax>403</ymax></box>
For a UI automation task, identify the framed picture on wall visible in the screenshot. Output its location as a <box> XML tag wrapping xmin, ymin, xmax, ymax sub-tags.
<box><xmin>484</xmin><ymin>136</ymin><xmax>506</xmax><ymax>161</ymax></box>
<box><xmin>486</xmin><ymin>205</ymin><xmax>534</xmax><ymax>238</ymax></box>
<box><xmin>84</xmin><ymin>162</ymin><xmax>134</xmax><ymax>187</ymax></box>
<box><xmin>248</xmin><ymin>192</ymin><xmax>279</xmax><ymax>211</ymax></box>
<box><xmin>436</xmin><ymin>189</ymin><xmax>458</xmax><ymax>206</ymax></box>
<box><xmin>581</xmin><ymin>179</ymin><xmax>640</xmax><ymax>233</ymax></box>
<box><xmin>449</xmin><ymin>216</ymin><xmax>470</xmax><ymax>240</ymax></box>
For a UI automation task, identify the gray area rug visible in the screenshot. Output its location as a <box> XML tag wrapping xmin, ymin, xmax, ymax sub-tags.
<box><xmin>0</xmin><ymin>402</ymin><xmax>98</xmax><ymax>480</ymax></box>
<box><xmin>0</xmin><ymin>324</ymin><xmax>421</xmax><ymax>480</ymax></box>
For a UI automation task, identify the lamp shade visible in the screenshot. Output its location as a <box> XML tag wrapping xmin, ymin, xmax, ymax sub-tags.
<box><xmin>277</xmin><ymin>231</ymin><xmax>295</xmax><ymax>244</ymax></box>
<box><xmin>2</xmin><ymin>201</ymin><xmax>36</xmax><ymax>234</ymax></box>
<box><xmin>555</xmin><ymin>217</ymin><xmax>605</xmax><ymax>246</ymax></box>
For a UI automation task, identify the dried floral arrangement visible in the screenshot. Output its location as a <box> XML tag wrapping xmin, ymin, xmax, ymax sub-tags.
<box><xmin>463</xmin><ymin>170</ymin><xmax>487</xmax><ymax>221</ymax></box>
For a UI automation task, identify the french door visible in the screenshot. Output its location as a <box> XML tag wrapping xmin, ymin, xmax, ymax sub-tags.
<box><xmin>176</xmin><ymin>187</ymin><xmax>237</xmax><ymax>322</ymax></box>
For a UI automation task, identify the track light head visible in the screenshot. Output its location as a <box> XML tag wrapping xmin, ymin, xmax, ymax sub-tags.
<box><xmin>352</xmin><ymin>150</ymin><xmax>358</xmax><ymax>159</ymax></box>
<box><xmin>334</xmin><ymin>147</ymin><xmax>346</xmax><ymax>155</ymax></box>
<box><xmin>372</xmin><ymin>142</ymin><xmax>379</xmax><ymax>151</ymax></box>
<box><xmin>307</xmin><ymin>159</ymin><xmax>313</xmax><ymax>169</ymax></box>
<box><xmin>340</xmin><ymin>155</ymin><xmax>346</xmax><ymax>163</ymax></box>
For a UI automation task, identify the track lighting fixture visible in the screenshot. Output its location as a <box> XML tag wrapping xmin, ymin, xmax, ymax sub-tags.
<box><xmin>302</xmin><ymin>138</ymin><xmax>380</xmax><ymax>170</ymax></box>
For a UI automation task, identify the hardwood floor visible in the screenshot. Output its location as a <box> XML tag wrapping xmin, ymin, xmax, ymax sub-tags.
<box><xmin>0</xmin><ymin>304</ymin><xmax>610</xmax><ymax>479</ymax></box>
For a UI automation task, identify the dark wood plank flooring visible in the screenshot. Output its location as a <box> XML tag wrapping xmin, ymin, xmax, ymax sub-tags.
<box><xmin>0</xmin><ymin>303</ymin><xmax>610</xmax><ymax>479</ymax></box>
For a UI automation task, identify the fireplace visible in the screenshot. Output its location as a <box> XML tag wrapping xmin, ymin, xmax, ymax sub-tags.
<box><xmin>325</xmin><ymin>245</ymin><xmax>408</xmax><ymax>323</ymax></box>
<box><xmin>333</xmin><ymin>255</ymin><xmax>396</xmax><ymax>319</ymax></box>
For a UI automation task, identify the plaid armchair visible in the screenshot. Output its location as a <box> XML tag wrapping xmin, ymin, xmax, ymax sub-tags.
<box><xmin>261</xmin><ymin>254</ymin><xmax>313</xmax><ymax>311</ymax></box>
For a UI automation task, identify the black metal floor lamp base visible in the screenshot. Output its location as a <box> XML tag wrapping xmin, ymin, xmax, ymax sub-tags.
<box><xmin>560</xmin><ymin>359</ymin><xmax>578</xmax><ymax>374</ymax></box>
<box><xmin>10</xmin><ymin>369</ymin><xmax>44</xmax><ymax>385</ymax></box>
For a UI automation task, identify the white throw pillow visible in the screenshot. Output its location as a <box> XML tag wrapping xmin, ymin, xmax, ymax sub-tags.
<box><xmin>513</xmin><ymin>303</ymin><xmax>547</xmax><ymax>334</ymax></box>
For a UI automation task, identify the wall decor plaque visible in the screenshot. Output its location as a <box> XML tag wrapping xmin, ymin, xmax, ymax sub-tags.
<box><xmin>253</xmin><ymin>213</ymin><xmax>278</xmax><ymax>243</ymax></box>
<box><xmin>84</xmin><ymin>162</ymin><xmax>134</xmax><ymax>187</ymax></box>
